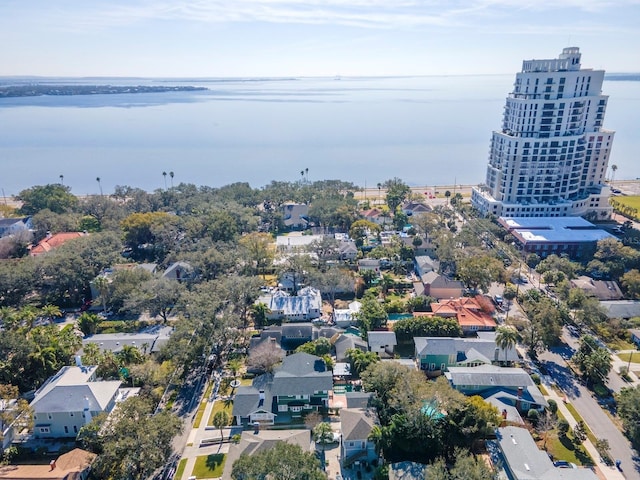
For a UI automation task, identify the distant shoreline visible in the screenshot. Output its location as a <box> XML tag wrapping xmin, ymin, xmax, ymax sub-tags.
<box><xmin>0</xmin><ymin>84</ymin><xmax>207</xmax><ymax>98</ymax></box>
<box><xmin>3</xmin><ymin>180</ymin><xmax>639</xmax><ymax>210</ymax></box>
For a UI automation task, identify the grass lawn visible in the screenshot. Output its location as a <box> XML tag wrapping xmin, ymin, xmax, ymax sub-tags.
<box><xmin>192</xmin><ymin>454</ymin><xmax>226</xmax><ymax>478</ymax></box>
<box><xmin>611</xmin><ymin>195</ymin><xmax>640</xmax><ymax>212</ymax></box>
<box><xmin>609</xmin><ymin>339</ymin><xmax>637</xmax><ymax>351</ymax></box>
<box><xmin>545</xmin><ymin>434</ymin><xmax>594</xmax><ymax>466</ymax></box>
<box><xmin>564</xmin><ymin>403</ymin><xmax>597</xmax><ymax>444</ymax></box>
<box><xmin>175</xmin><ymin>459</ymin><xmax>187</xmax><ymax>479</ymax></box>
<box><xmin>539</xmin><ymin>384</ymin><xmax>549</xmax><ymax>395</ymax></box>
<box><xmin>240</xmin><ymin>377</ymin><xmax>253</xmax><ymax>386</ymax></box>
<box><xmin>207</xmin><ymin>399</ymin><xmax>234</xmax><ymax>426</ymax></box>
<box><xmin>618</xmin><ymin>351</ymin><xmax>640</xmax><ymax>363</ymax></box>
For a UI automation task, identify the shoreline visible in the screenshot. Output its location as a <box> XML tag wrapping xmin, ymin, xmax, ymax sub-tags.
<box><xmin>3</xmin><ymin>180</ymin><xmax>639</xmax><ymax>210</ymax></box>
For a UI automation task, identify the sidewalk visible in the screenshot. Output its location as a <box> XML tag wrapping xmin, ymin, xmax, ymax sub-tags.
<box><xmin>541</xmin><ymin>380</ymin><xmax>625</xmax><ymax>480</ymax></box>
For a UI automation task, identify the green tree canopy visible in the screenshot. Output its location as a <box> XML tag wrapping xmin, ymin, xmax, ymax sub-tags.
<box><xmin>231</xmin><ymin>440</ymin><xmax>325</xmax><ymax>480</ymax></box>
<box><xmin>17</xmin><ymin>184</ymin><xmax>78</xmax><ymax>215</ymax></box>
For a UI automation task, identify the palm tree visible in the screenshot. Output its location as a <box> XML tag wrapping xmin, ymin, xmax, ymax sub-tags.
<box><xmin>59</xmin><ymin>174</ymin><xmax>64</xmax><ymax>185</ymax></box>
<box><xmin>93</xmin><ymin>276</ymin><xmax>110</xmax><ymax>314</ymax></box>
<box><xmin>212</xmin><ymin>411</ymin><xmax>230</xmax><ymax>451</ymax></box>
<box><xmin>40</xmin><ymin>304</ymin><xmax>62</xmax><ymax>324</ymax></box>
<box><xmin>118</xmin><ymin>345</ymin><xmax>143</xmax><ymax>366</ymax></box>
<box><xmin>169</xmin><ymin>171</ymin><xmax>174</xmax><ymax>187</ymax></box>
<box><xmin>0</xmin><ymin>306</ymin><xmax>19</xmax><ymax>330</ymax></box>
<box><xmin>305</xmin><ymin>167</ymin><xmax>309</xmax><ymax>182</ymax></box>
<box><xmin>377</xmin><ymin>182</ymin><xmax>382</xmax><ymax>204</ymax></box>
<box><xmin>495</xmin><ymin>325</ymin><xmax>520</xmax><ymax>364</ymax></box>
<box><xmin>162</xmin><ymin>171</ymin><xmax>167</xmax><ymax>189</ymax></box>
<box><xmin>611</xmin><ymin>164</ymin><xmax>618</xmax><ymax>184</ymax></box>
<box><xmin>313</xmin><ymin>421</ymin><xmax>334</xmax><ymax>456</ymax></box>
<box><xmin>96</xmin><ymin>177</ymin><xmax>103</xmax><ymax>196</ymax></box>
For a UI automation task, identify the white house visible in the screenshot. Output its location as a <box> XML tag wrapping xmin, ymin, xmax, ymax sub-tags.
<box><xmin>334</xmin><ymin>301</ymin><xmax>361</xmax><ymax>328</ymax></box>
<box><xmin>256</xmin><ymin>287</ymin><xmax>322</xmax><ymax>322</ymax></box>
<box><xmin>367</xmin><ymin>331</ymin><xmax>397</xmax><ymax>358</ymax></box>
<box><xmin>30</xmin><ymin>365</ymin><xmax>134</xmax><ymax>439</ymax></box>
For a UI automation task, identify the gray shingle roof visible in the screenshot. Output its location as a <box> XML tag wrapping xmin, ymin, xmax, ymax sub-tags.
<box><xmin>496</xmin><ymin>426</ymin><xmax>598</xmax><ymax>480</ymax></box>
<box><xmin>340</xmin><ymin>408</ymin><xmax>377</xmax><ymax>441</ymax></box>
<box><xmin>232</xmin><ymin>386</ymin><xmax>272</xmax><ymax>418</ymax></box>
<box><xmin>414</xmin><ymin>335</ymin><xmax>519</xmax><ymax>363</ymax></box>
<box><xmin>271</xmin><ymin>353</ymin><xmax>333</xmax><ymax>397</ymax></box>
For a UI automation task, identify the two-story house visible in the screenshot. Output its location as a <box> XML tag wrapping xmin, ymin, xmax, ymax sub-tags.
<box><xmin>30</xmin><ymin>365</ymin><xmax>125</xmax><ymax>439</ymax></box>
<box><xmin>414</xmin><ymin>332</ymin><xmax>519</xmax><ymax>375</ymax></box>
<box><xmin>233</xmin><ymin>352</ymin><xmax>333</xmax><ymax>426</ymax></box>
<box><xmin>340</xmin><ymin>408</ymin><xmax>379</xmax><ymax>468</ymax></box>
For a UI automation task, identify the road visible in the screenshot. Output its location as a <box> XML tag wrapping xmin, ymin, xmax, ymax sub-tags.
<box><xmin>537</xmin><ymin>335</ymin><xmax>639</xmax><ymax>478</ymax></box>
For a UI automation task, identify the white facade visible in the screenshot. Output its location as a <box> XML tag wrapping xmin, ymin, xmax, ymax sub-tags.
<box><xmin>472</xmin><ymin>47</ymin><xmax>614</xmax><ymax>219</ymax></box>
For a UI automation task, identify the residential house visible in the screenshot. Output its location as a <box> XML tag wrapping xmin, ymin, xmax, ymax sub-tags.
<box><xmin>282</xmin><ymin>202</ymin><xmax>309</xmax><ymax>229</ymax></box>
<box><xmin>338</xmin><ymin>240</ymin><xmax>358</xmax><ymax>261</ymax></box>
<box><xmin>256</xmin><ymin>287</ymin><xmax>322</xmax><ymax>322</ymax></box>
<box><xmin>600</xmin><ymin>300</ymin><xmax>640</xmax><ymax>320</ymax></box>
<box><xmin>495</xmin><ymin>426</ymin><xmax>598</xmax><ymax>480</ymax></box>
<box><xmin>221</xmin><ymin>429</ymin><xmax>311</xmax><ymax>480</ymax></box>
<box><xmin>361</xmin><ymin>208</ymin><xmax>388</xmax><ymax>226</ymax></box>
<box><xmin>414</xmin><ymin>255</ymin><xmax>437</xmax><ymax>278</ymax></box>
<box><xmin>29</xmin><ymin>232</ymin><xmax>87</xmax><ymax>257</ymax></box>
<box><xmin>275</xmin><ymin>233</ymin><xmax>324</xmax><ymax>252</ymax></box>
<box><xmin>445</xmin><ymin>365</ymin><xmax>547</xmax><ymax>421</ymax></box>
<box><xmin>414</xmin><ymin>332</ymin><xmax>519</xmax><ymax>375</ymax></box>
<box><xmin>82</xmin><ymin>326</ymin><xmax>173</xmax><ymax>354</ymax></box>
<box><xmin>570</xmin><ymin>276</ymin><xmax>623</xmax><ymax>301</ymax></box>
<box><xmin>233</xmin><ymin>352</ymin><xmax>333</xmax><ymax>425</ymax></box>
<box><xmin>427</xmin><ymin>297</ymin><xmax>497</xmax><ymax>334</ymax></box>
<box><xmin>30</xmin><ymin>365</ymin><xmax>133</xmax><ymax>439</ymax></box>
<box><xmin>162</xmin><ymin>261</ymin><xmax>195</xmax><ymax>283</ymax></box>
<box><xmin>630</xmin><ymin>329</ymin><xmax>640</xmax><ymax>347</ymax></box>
<box><xmin>0</xmin><ymin>217</ymin><xmax>32</xmax><ymax>238</ymax></box>
<box><xmin>419</xmin><ymin>272</ymin><xmax>464</xmax><ymax>300</ymax></box>
<box><xmin>0</xmin><ymin>448</ymin><xmax>96</xmax><ymax>480</ymax></box>
<box><xmin>334</xmin><ymin>301</ymin><xmax>361</xmax><ymax>328</ymax></box>
<box><xmin>358</xmin><ymin>258</ymin><xmax>380</xmax><ymax>274</ymax></box>
<box><xmin>0</xmin><ymin>398</ymin><xmax>19</xmax><ymax>453</ymax></box>
<box><xmin>340</xmin><ymin>408</ymin><xmax>379</xmax><ymax>468</ymax></box>
<box><xmin>334</xmin><ymin>334</ymin><xmax>368</xmax><ymax>362</ymax></box>
<box><xmin>401</xmin><ymin>201</ymin><xmax>432</xmax><ymax>217</ymax></box>
<box><xmin>367</xmin><ymin>331</ymin><xmax>397</xmax><ymax>358</ymax></box>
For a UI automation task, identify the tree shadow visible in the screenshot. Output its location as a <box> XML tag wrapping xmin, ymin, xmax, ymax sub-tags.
<box><xmin>206</xmin><ymin>454</ymin><xmax>225</xmax><ymax>470</ymax></box>
<box><xmin>558</xmin><ymin>435</ymin><xmax>593</xmax><ymax>466</ymax></box>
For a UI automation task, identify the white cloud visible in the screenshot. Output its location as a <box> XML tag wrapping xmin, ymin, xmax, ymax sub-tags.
<box><xmin>25</xmin><ymin>0</ymin><xmax>640</xmax><ymax>31</ymax></box>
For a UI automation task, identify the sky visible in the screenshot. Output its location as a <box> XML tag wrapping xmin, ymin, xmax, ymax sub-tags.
<box><xmin>0</xmin><ymin>1</ymin><xmax>639</xmax><ymax>77</ymax></box>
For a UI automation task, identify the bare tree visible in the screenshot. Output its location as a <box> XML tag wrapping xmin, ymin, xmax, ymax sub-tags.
<box><xmin>536</xmin><ymin>410</ymin><xmax>556</xmax><ymax>450</ymax></box>
<box><xmin>246</xmin><ymin>340</ymin><xmax>284</xmax><ymax>374</ymax></box>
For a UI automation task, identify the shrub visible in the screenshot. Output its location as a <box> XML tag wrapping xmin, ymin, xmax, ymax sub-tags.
<box><xmin>527</xmin><ymin>409</ymin><xmax>539</xmax><ymax>424</ymax></box>
<box><xmin>557</xmin><ymin>418</ymin><xmax>570</xmax><ymax>437</ymax></box>
<box><xmin>547</xmin><ymin>399</ymin><xmax>558</xmax><ymax>416</ymax></box>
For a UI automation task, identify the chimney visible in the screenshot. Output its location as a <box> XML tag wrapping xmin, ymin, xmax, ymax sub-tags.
<box><xmin>75</xmin><ymin>355</ymin><xmax>83</xmax><ymax>367</ymax></box>
<box><xmin>253</xmin><ymin>422</ymin><xmax>260</xmax><ymax>434</ymax></box>
<box><xmin>515</xmin><ymin>387</ymin><xmax>523</xmax><ymax>411</ymax></box>
<box><xmin>49</xmin><ymin>460</ymin><xmax>56</xmax><ymax>471</ymax></box>
<box><xmin>502</xmin><ymin>409</ymin><xmax>508</xmax><ymax>419</ymax></box>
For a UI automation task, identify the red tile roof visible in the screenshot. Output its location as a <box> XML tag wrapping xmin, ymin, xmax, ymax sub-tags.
<box><xmin>30</xmin><ymin>232</ymin><xmax>87</xmax><ymax>256</ymax></box>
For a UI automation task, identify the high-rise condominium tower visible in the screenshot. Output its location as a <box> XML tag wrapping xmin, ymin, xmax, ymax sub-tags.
<box><xmin>471</xmin><ymin>47</ymin><xmax>614</xmax><ymax>219</ymax></box>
